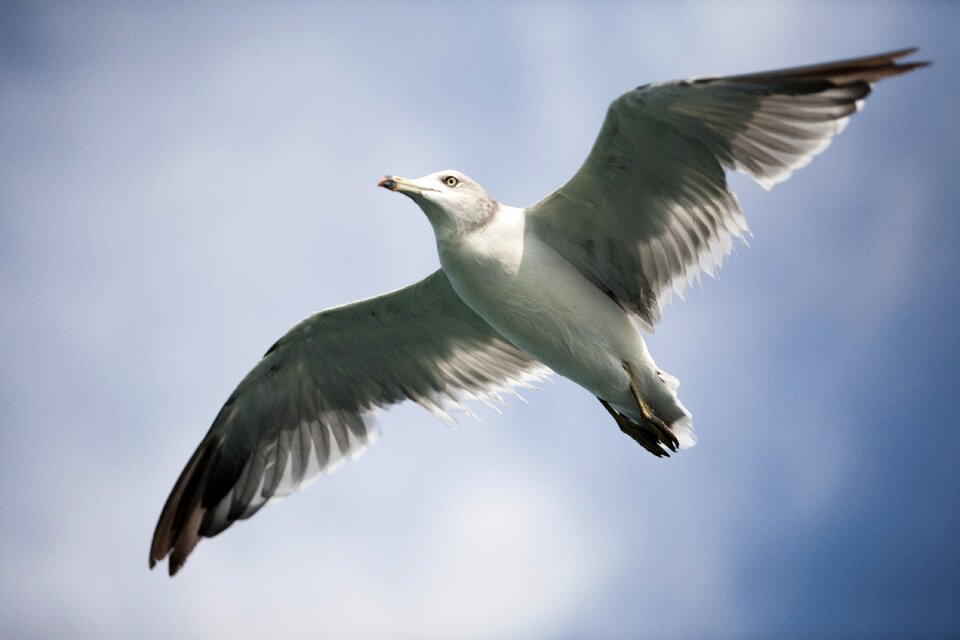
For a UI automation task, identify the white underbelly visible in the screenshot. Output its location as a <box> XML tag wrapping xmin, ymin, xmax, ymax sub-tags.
<box><xmin>441</xmin><ymin>231</ymin><xmax>653</xmax><ymax>405</ymax></box>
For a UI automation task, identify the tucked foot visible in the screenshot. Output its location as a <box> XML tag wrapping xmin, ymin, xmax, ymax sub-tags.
<box><xmin>594</xmin><ymin>359</ymin><xmax>683</xmax><ymax>457</ymax></box>
<box><xmin>599</xmin><ymin>398</ymin><xmax>676</xmax><ymax>457</ymax></box>
<box><xmin>639</xmin><ymin>410</ymin><xmax>679</xmax><ymax>453</ymax></box>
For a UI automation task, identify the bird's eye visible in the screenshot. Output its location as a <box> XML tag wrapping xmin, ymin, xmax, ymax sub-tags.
<box><xmin>443</xmin><ymin>175</ymin><xmax>459</xmax><ymax>188</ymax></box>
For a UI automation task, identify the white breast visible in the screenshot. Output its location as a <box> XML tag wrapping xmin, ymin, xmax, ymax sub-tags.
<box><xmin>438</xmin><ymin>206</ymin><xmax>653</xmax><ymax>403</ymax></box>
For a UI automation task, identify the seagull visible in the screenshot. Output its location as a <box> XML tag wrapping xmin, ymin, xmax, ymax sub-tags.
<box><xmin>151</xmin><ymin>48</ymin><xmax>926</xmax><ymax>575</ymax></box>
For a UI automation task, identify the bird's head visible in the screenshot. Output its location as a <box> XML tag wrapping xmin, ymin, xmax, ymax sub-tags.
<box><xmin>379</xmin><ymin>170</ymin><xmax>498</xmax><ymax>242</ymax></box>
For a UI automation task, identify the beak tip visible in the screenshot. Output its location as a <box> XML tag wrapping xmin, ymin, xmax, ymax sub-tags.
<box><xmin>378</xmin><ymin>176</ymin><xmax>396</xmax><ymax>191</ymax></box>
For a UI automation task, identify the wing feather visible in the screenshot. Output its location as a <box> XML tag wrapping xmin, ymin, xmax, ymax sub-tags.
<box><xmin>150</xmin><ymin>270</ymin><xmax>547</xmax><ymax>574</ymax></box>
<box><xmin>526</xmin><ymin>48</ymin><xmax>926</xmax><ymax>330</ymax></box>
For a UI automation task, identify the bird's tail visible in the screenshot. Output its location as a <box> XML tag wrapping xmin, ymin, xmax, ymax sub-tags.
<box><xmin>655</xmin><ymin>368</ymin><xmax>696</xmax><ymax>450</ymax></box>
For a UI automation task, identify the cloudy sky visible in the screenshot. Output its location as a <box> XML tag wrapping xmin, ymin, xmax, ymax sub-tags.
<box><xmin>2</xmin><ymin>2</ymin><xmax>958</xmax><ymax>638</ymax></box>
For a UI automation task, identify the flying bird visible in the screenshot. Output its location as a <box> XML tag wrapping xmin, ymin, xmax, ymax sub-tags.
<box><xmin>151</xmin><ymin>48</ymin><xmax>927</xmax><ymax>575</ymax></box>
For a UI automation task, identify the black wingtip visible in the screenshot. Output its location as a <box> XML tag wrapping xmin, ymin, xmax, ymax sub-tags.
<box><xmin>729</xmin><ymin>47</ymin><xmax>930</xmax><ymax>86</ymax></box>
<box><xmin>150</xmin><ymin>433</ymin><xmax>221</xmax><ymax>577</ymax></box>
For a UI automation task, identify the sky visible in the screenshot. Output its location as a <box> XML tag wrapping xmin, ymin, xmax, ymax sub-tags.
<box><xmin>1</xmin><ymin>2</ymin><xmax>958</xmax><ymax>638</ymax></box>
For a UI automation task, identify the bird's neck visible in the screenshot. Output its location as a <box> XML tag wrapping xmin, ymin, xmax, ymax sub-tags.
<box><xmin>437</xmin><ymin>204</ymin><xmax>526</xmax><ymax>270</ymax></box>
<box><xmin>426</xmin><ymin>200</ymin><xmax>502</xmax><ymax>246</ymax></box>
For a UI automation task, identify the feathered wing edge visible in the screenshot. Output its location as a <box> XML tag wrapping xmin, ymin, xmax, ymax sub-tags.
<box><xmin>150</xmin><ymin>421</ymin><xmax>226</xmax><ymax>575</ymax></box>
<box><xmin>652</xmin><ymin>48</ymin><xmax>930</xmax><ymax>311</ymax></box>
<box><xmin>710</xmin><ymin>47</ymin><xmax>929</xmax><ymax>190</ymax></box>
<box><xmin>725</xmin><ymin>47</ymin><xmax>929</xmax><ymax>86</ymax></box>
<box><xmin>527</xmin><ymin>49</ymin><xmax>927</xmax><ymax>332</ymax></box>
<box><xmin>150</xmin><ymin>271</ymin><xmax>548</xmax><ymax>575</ymax></box>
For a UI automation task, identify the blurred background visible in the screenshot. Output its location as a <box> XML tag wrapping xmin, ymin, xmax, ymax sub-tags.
<box><xmin>2</xmin><ymin>2</ymin><xmax>958</xmax><ymax>638</ymax></box>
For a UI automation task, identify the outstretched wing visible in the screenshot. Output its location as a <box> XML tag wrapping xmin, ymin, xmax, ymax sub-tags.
<box><xmin>526</xmin><ymin>48</ymin><xmax>927</xmax><ymax>331</ymax></box>
<box><xmin>150</xmin><ymin>270</ymin><xmax>547</xmax><ymax>575</ymax></box>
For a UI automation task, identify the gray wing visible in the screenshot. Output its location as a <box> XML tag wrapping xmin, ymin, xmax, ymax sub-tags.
<box><xmin>150</xmin><ymin>270</ymin><xmax>547</xmax><ymax>575</ymax></box>
<box><xmin>526</xmin><ymin>48</ymin><xmax>926</xmax><ymax>332</ymax></box>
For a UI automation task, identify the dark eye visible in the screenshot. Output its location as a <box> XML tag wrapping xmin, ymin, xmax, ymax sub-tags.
<box><xmin>443</xmin><ymin>175</ymin><xmax>459</xmax><ymax>188</ymax></box>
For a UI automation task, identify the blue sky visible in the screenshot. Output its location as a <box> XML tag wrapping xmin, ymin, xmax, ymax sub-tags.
<box><xmin>1</xmin><ymin>2</ymin><xmax>958</xmax><ymax>638</ymax></box>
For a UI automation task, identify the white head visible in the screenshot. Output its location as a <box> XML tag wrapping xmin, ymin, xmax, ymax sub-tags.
<box><xmin>378</xmin><ymin>170</ymin><xmax>498</xmax><ymax>242</ymax></box>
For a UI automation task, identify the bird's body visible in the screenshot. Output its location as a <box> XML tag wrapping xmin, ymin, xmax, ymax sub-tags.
<box><xmin>150</xmin><ymin>48</ymin><xmax>927</xmax><ymax>575</ymax></box>
<box><xmin>438</xmin><ymin>203</ymin><xmax>692</xmax><ymax>443</ymax></box>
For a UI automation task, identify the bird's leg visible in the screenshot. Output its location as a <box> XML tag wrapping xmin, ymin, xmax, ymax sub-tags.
<box><xmin>621</xmin><ymin>360</ymin><xmax>656</xmax><ymax>421</ymax></box>
<box><xmin>621</xmin><ymin>360</ymin><xmax>679</xmax><ymax>452</ymax></box>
